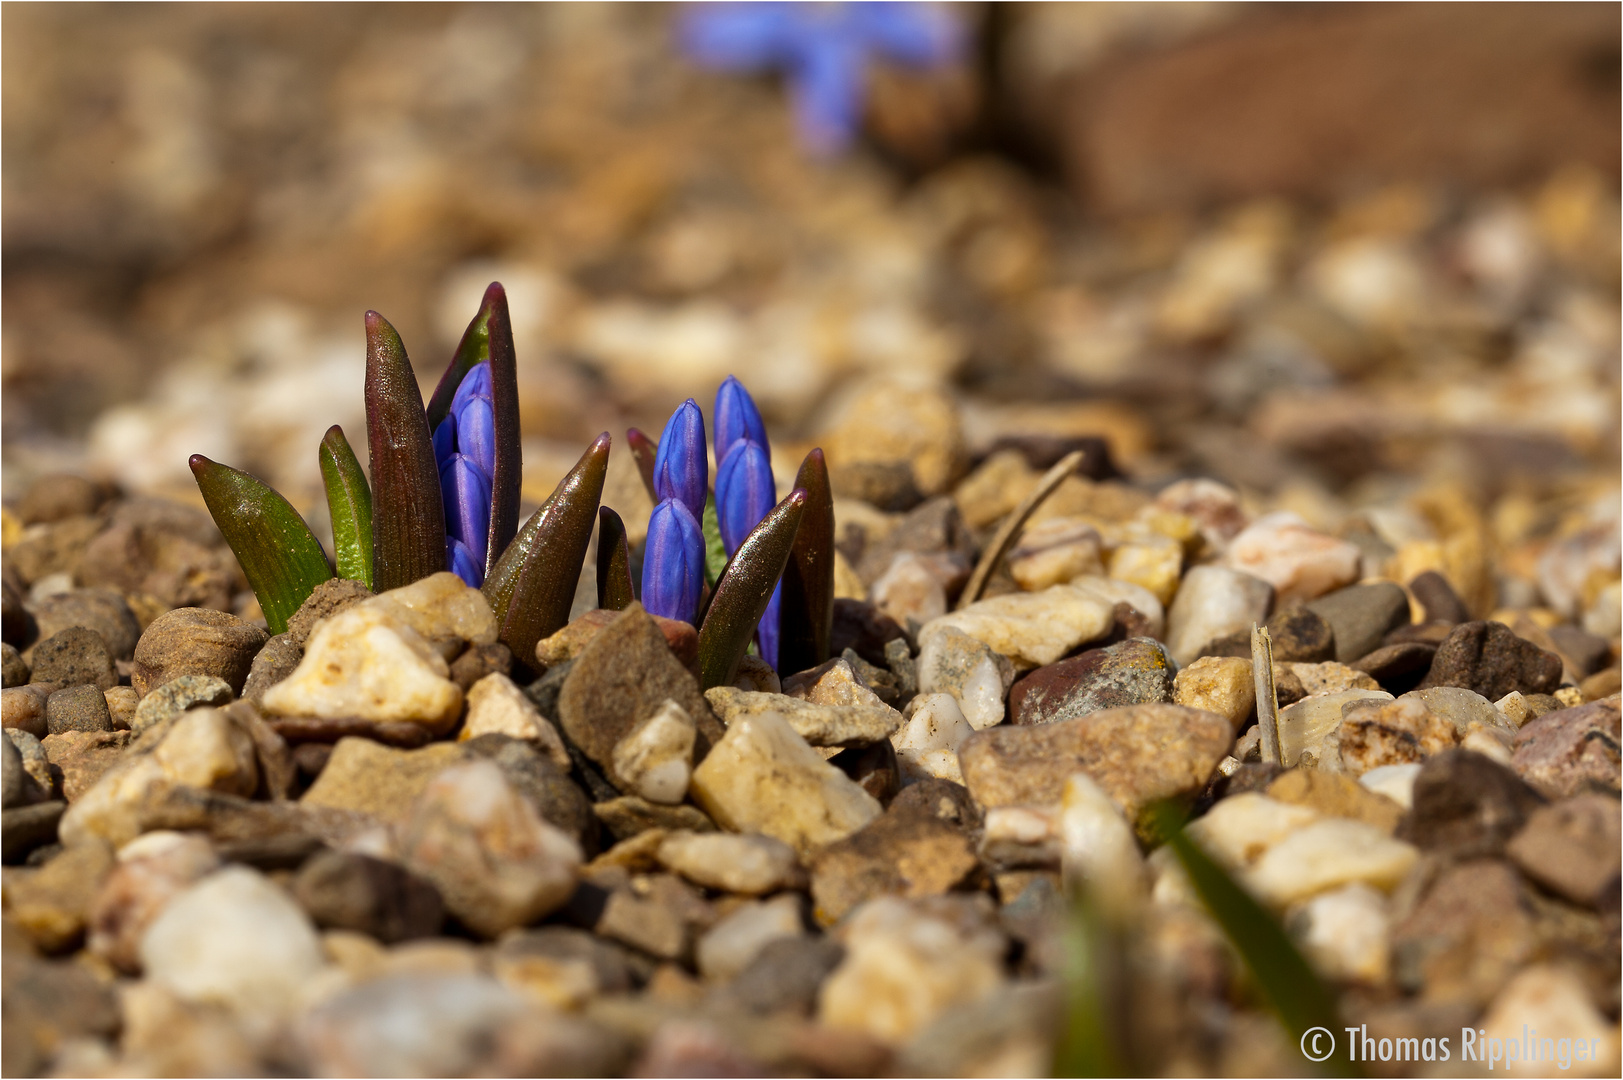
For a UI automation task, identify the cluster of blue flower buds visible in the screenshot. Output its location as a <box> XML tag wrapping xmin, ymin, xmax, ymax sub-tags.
<box><xmin>433</xmin><ymin>362</ymin><xmax>497</xmax><ymax>587</ymax></box>
<box><xmin>642</xmin><ymin>376</ymin><xmax>782</xmax><ymax>667</ymax></box>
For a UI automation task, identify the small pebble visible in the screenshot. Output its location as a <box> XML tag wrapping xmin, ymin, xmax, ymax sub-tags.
<box><xmin>610</xmin><ymin>698</ymin><xmax>696</xmax><ymax>803</ymax></box>
<box><xmin>131</xmin><ymin>674</ymin><xmax>233</xmax><ymax>735</ymax></box>
<box><xmin>657</xmin><ymin>830</ymin><xmax>800</xmax><ymax>895</ymax></box>
<box><xmin>695</xmin><ymin>893</ymin><xmax>805</xmax><ymax>981</ymax></box>
<box><xmin>1163</xmin><ymin>565</ymin><xmax>1273</xmax><ymax>666</ymax></box>
<box><xmin>30</xmin><ymin>626</ymin><xmax>117</xmax><ymax>691</ymax></box>
<box><xmin>131</xmin><ymin>607</ymin><xmax>267</xmax><ymax>696</ymax></box>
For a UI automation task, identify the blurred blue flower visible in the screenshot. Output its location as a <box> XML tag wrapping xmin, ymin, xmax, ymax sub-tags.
<box><xmin>652</xmin><ymin>398</ymin><xmax>709</xmax><ymax>521</ymax></box>
<box><xmin>433</xmin><ymin>362</ymin><xmax>496</xmax><ymax>586</ymax></box>
<box><xmin>680</xmin><ymin>1</ymin><xmax>964</xmax><ymax>155</ymax></box>
<box><xmin>643</xmin><ymin>497</ymin><xmax>707</xmax><ymax>624</ymax></box>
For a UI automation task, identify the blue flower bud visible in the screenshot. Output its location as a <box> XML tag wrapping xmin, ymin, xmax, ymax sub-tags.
<box><xmin>642</xmin><ymin>497</ymin><xmax>706</xmax><ymax>624</ymax></box>
<box><xmin>446</xmin><ymin>537</ymin><xmax>483</xmax><ymax>588</ymax></box>
<box><xmin>652</xmin><ymin>399</ymin><xmax>708</xmax><ymax>519</ymax></box>
<box><xmin>714</xmin><ymin>375</ymin><xmax>769</xmax><ymax>463</ymax></box>
<box><xmin>451</xmin><ymin>364</ymin><xmax>496</xmax><ymax>479</ymax></box>
<box><xmin>758</xmin><ymin>585</ymin><xmax>782</xmax><ymax>671</ymax></box>
<box><xmin>440</xmin><ymin>453</ymin><xmax>491</xmax><ymax>583</ymax></box>
<box><xmin>432</xmin><ymin>413</ymin><xmax>458</xmax><ymax>469</ymax></box>
<box><xmin>715</xmin><ymin>438</ymin><xmax>775</xmax><ymax>556</ymax></box>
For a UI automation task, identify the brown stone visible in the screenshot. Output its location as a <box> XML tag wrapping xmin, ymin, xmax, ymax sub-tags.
<box><xmin>132</xmin><ymin>607</ymin><xmax>268</xmax><ymax>696</ymax></box>
<box><xmin>809</xmin><ymin>800</ymin><xmax>979</xmax><ymax>926</ymax></box>
<box><xmin>285</xmin><ymin>578</ymin><xmax>374</xmax><ymax>647</ymax></box>
<box><xmin>41</xmin><ymin>730</ymin><xmax>130</xmax><ymax>802</ymax></box>
<box><xmin>1417</xmin><ymin>620</ymin><xmax>1562</xmax><ymax>701</ymax></box>
<box><xmin>1390</xmin><ymin>859</ymin><xmax>1537</xmax><ymax>1006</ymax></box>
<box><xmin>1265</xmin><ymin>769</ymin><xmax>1404</xmax><ymax>833</ymax></box>
<box><xmin>556</xmin><ymin>604</ymin><xmax>721</xmax><ymax>787</ymax></box>
<box><xmin>1396</xmin><ymin>749</ymin><xmax>1546</xmax><ymax>858</ymax></box>
<box><xmin>4</xmin><ymin>839</ymin><xmax>115</xmax><ymax>952</ymax></box>
<box><xmin>27</xmin><ymin>628</ymin><xmax>116</xmax><ymax>691</ymax></box>
<box><xmin>26</xmin><ymin>588</ymin><xmax>142</xmax><ymax>661</ymax></box>
<box><xmin>1505</xmin><ymin>794</ymin><xmax>1622</xmax><ymax>908</ymax></box>
<box><xmin>958</xmin><ymin>703</ymin><xmax>1231</xmax><ymax>818</ymax></box>
<box><xmin>536</xmin><ymin>608</ymin><xmax>697</xmax><ymax>670</ymax></box>
<box><xmin>299</xmin><ymin>737</ymin><xmax>467</xmax><ymax>824</ymax></box>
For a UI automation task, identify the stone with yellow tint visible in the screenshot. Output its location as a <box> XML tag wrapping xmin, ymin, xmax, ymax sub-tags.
<box><xmin>262</xmin><ymin>604</ymin><xmax>463</xmax><ymax>734</ymax></box>
<box><xmin>1172</xmin><ymin>656</ymin><xmax>1255</xmax><ymax>733</ymax></box>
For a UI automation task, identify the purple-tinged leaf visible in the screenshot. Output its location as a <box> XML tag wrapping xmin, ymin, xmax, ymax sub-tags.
<box><xmin>777</xmin><ymin>447</ymin><xmax>835</xmax><ymax>675</ymax></box>
<box><xmin>365</xmin><ymin>311</ymin><xmax>445</xmax><ymax>591</ymax></box>
<box><xmin>597</xmin><ymin>506</ymin><xmax>635</xmax><ymax>611</ymax></box>
<box><xmin>697</xmin><ymin>488</ymin><xmax>806</xmax><ymax>690</ymax></box>
<box><xmin>627</xmin><ymin>426</ymin><xmax>660</xmax><ymax>504</ymax></box>
<box><xmin>482</xmin><ymin>433</ymin><xmax>610</xmax><ymax>665</ymax></box>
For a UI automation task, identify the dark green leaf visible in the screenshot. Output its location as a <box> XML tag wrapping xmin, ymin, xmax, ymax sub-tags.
<box><xmin>626</xmin><ymin>426</ymin><xmax>659</xmax><ymax>504</ymax></box>
<box><xmin>483</xmin><ymin>433</ymin><xmax>610</xmax><ymax>664</ymax></box>
<box><xmin>776</xmin><ymin>447</ymin><xmax>835</xmax><ymax>676</ymax></box>
<box><xmin>1148</xmin><ymin>802</ymin><xmax>1357</xmax><ymax>1078</ymax></box>
<box><xmin>189</xmin><ymin>454</ymin><xmax>333</xmax><ymax>636</ymax></box>
<box><xmin>365</xmin><ymin>310</ymin><xmax>445</xmax><ymax>591</ymax></box>
<box><xmin>596</xmin><ymin>506</ymin><xmax>634</xmax><ymax>611</ymax></box>
<box><xmin>696</xmin><ymin>489</ymin><xmax>805</xmax><ymax>690</ymax></box>
<box><xmin>701</xmin><ymin>496</ymin><xmax>728</xmax><ymax>589</ymax></box>
<box><xmin>319</xmin><ymin>425</ymin><xmax>373</xmax><ymax>588</ymax></box>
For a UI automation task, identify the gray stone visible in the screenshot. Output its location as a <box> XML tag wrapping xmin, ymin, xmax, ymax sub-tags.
<box><xmin>45</xmin><ymin>684</ymin><xmax>113</xmax><ymax>734</ymax></box>
<box><xmin>1307</xmin><ymin>581</ymin><xmax>1411</xmax><ymax>664</ymax></box>
<box><xmin>1402</xmin><ymin>686</ymin><xmax>1510</xmax><ymax>736</ymax></box>
<box><xmin>131</xmin><ymin>674</ymin><xmax>234</xmax><ymax>735</ymax></box>
<box><xmin>914</xmin><ymin>625</ymin><xmax>1016</xmax><ymax>729</ymax></box>
<box><xmin>3</xmin><ymin>731</ymin><xmax>46</xmax><ymax>809</ymax></box>
<box><xmin>1</xmin><ymin>800</ymin><xmax>66</xmax><ymax>863</ymax></box>
<box><xmin>292</xmin><ymin>849</ymin><xmax>444</xmax><ymax>943</ymax></box>
<box><xmin>28</xmin><ymin>627</ymin><xmax>116</xmax><ymax>690</ymax></box>
<box><xmin>719</xmin><ymin>935</ymin><xmax>845</xmax><ymax>1015</ymax></box>
<box><xmin>27</xmin><ymin>588</ymin><xmax>142</xmax><ymax>660</ymax></box>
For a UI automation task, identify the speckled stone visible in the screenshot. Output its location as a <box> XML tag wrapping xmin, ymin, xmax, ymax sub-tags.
<box><xmin>1417</xmin><ymin>621</ymin><xmax>1562</xmax><ymax>701</ymax></box>
<box><xmin>1008</xmin><ymin>637</ymin><xmax>1174</xmax><ymax>726</ymax></box>
<box><xmin>959</xmin><ymin>703</ymin><xmax>1231</xmax><ymax>819</ymax></box>
<box><xmin>1509</xmin><ymin>699</ymin><xmax>1620</xmax><ymax>798</ymax></box>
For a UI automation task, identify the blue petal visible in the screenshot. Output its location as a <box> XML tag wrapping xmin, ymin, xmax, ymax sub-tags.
<box><xmin>456</xmin><ymin>395</ymin><xmax>496</xmax><ymax>480</ymax></box>
<box><xmin>450</xmin><ymin>361</ymin><xmax>493</xmax><ymax>414</ymax></box>
<box><xmin>680</xmin><ymin>2</ymin><xmax>797</xmax><ymax>70</ymax></box>
<box><xmin>652</xmin><ymin>399</ymin><xmax>708</xmax><ymax>519</ymax></box>
<box><xmin>432</xmin><ymin>414</ymin><xmax>458</xmax><ymax>471</ymax></box>
<box><xmin>757</xmin><ymin>583</ymin><xmax>782</xmax><ymax>671</ymax></box>
<box><xmin>440</xmin><ymin>453</ymin><xmax>492</xmax><ymax>568</ymax></box>
<box><xmin>788</xmin><ymin>35</ymin><xmax>866</xmax><ymax>155</ymax></box>
<box><xmin>715</xmin><ymin>439</ymin><xmax>776</xmax><ymax>557</ymax></box>
<box><xmin>714</xmin><ymin>375</ymin><xmax>769</xmax><ymax>464</ymax></box>
<box><xmin>642</xmin><ymin>498</ymin><xmax>706</xmax><ymax>624</ymax></box>
<box><xmin>447</xmin><ymin>537</ymin><xmax>484</xmax><ymax>588</ymax></box>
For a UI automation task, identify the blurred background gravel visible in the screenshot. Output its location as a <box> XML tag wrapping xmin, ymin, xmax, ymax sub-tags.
<box><xmin>3</xmin><ymin>3</ymin><xmax>1618</xmax><ymax>561</ymax></box>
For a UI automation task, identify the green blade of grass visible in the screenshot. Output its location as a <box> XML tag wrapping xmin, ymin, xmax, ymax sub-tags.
<box><xmin>190</xmin><ymin>454</ymin><xmax>334</xmax><ymax>635</ymax></box>
<box><xmin>776</xmin><ymin>447</ymin><xmax>835</xmax><ymax>676</ymax></box>
<box><xmin>483</xmin><ymin>433</ymin><xmax>611</xmax><ymax>664</ymax></box>
<box><xmin>596</xmin><ymin>506</ymin><xmax>634</xmax><ymax>611</ymax></box>
<box><xmin>319</xmin><ymin>425</ymin><xmax>373</xmax><ymax>588</ymax></box>
<box><xmin>1052</xmin><ymin>888</ymin><xmax>1130</xmax><ymax>1078</ymax></box>
<box><xmin>364</xmin><ymin>310</ymin><xmax>445</xmax><ymax>591</ymax></box>
<box><xmin>696</xmin><ymin>488</ymin><xmax>806</xmax><ymax>690</ymax></box>
<box><xmin>1148</xmin><ymin>801</ymin><xmax>1358</xmax><ymax>1078</ymax></box>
